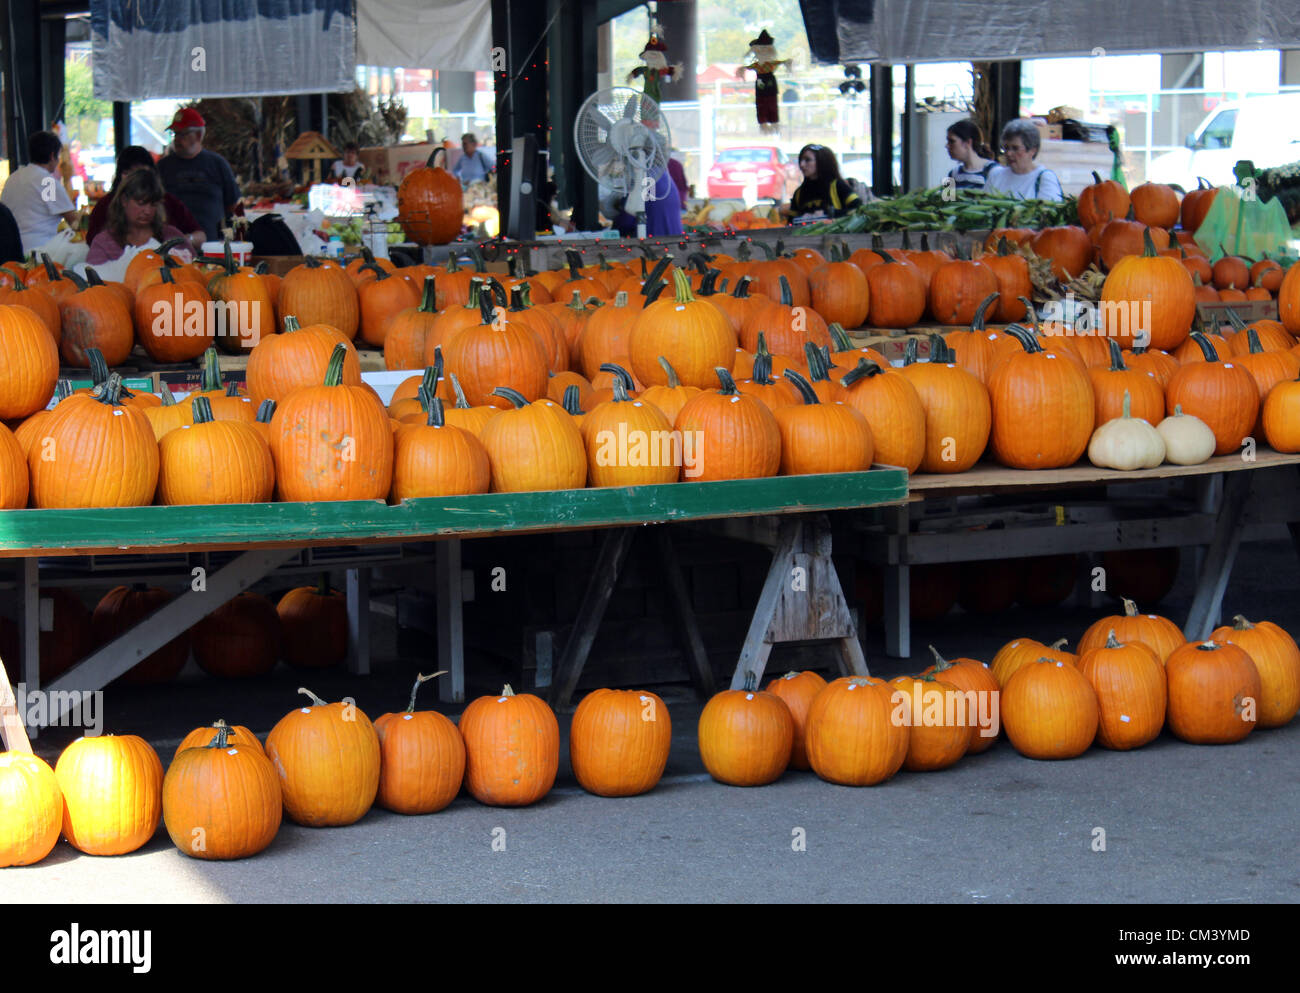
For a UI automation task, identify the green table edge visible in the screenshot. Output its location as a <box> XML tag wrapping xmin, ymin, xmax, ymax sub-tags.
<box><xmin>0</xmin><ymin>468</ymin><xmax>908</xmax><ymax>554</ymax></box>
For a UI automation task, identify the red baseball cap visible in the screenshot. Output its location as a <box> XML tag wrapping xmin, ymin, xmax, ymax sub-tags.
<box><xmin>167</xmin><ymin>108</ymin><xmax>205</xmax><ymax>132</ymax></box>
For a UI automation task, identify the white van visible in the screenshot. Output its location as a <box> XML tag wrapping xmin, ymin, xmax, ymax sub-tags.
<box><xmin>1145</xmin><ymin>92</ymin><xmax>1300</xmax><ymax>190</ymax></box>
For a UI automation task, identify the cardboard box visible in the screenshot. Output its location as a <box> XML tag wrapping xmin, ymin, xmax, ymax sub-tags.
<box><xmin>358</xmin><ymin>143</ymin><xmax>440</xmax><ymax>186</ymax></box>
<box><xmin>249</xmin><ymin>255</ymin><xmax>305</xmax><ymax>276</ymax></box>
<box><xmin>1196</xmin><ymin>299</ymin><xmax>1278</xmax><ymax>328</ymax></box>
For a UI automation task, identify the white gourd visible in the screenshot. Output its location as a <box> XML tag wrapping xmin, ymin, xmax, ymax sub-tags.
<box><xmin>1089</xmin><ymin>390</ymin><xmax>1166</xmax><ymax>470</ymax></box>
<box><xmin>1156</xmin><ymin>404</ymin><xmax>1216</xmax><ymax>465</ymax></box>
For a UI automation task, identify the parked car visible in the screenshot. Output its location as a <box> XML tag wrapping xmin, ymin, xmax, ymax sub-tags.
<box><xmin>1145</xmin><ymin>93</ymin><xmax>1300</xmax><ymax>191</ymax></box>
<box><xmin>706</xmin><ymin>146</ymin><xmax>799</xmax><ymax>200</ymax></box>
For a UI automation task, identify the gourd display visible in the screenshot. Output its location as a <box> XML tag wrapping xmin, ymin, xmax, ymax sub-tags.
<box><xmin>459</xmin><ymin>684</ymin><xmax>560</xmax><ymax>806</ymax></box>
<box><xmin>569</xmin><ymin>688</ymin><xmax>672</xmax><ymax>797</ymax></box>
<box><xmin>163</xmin><ymin>723</ymin><xmax>282</xmax><ymax>859</ymax></box>
<box><xmin>697</xmin><ymin>675</ymin><xmax>794</xmax><ymax>786</ymax></box>
<box><xmin>265</xmin><ymin>687</ymin><xmax>381</xmax><ymax>826</ymax></box>
<box><xmin>55</xmin><ymin>734</ymin><xmax>164</xmax><ymax>855</ymax></box>
<box><xmin>1087</xmin><ymin>391</ymin><xmax>1166</xmax><ymax>470</ymax></box>
<box><xmin>374</xmin><ymin>673</ymin><xmax>466</xmax><ymax>814</ymax></box>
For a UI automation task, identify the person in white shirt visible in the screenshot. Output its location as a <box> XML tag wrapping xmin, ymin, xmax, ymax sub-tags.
<box><xmin>986</xmin><ymin>119</ymin><xmax>1063</xmax><ymax>202</ymax></box>
<box><xmin>1</xmin><ymin>130</ymin><xmax>78</xmax><ymax>255</ymax></box>
<box><xmin>451</xmin><ymin>133</ymin><xmax>495</xmax><ymax>187</ymax></box>
<box><xmin>330</xmin><ymin>143</ymin><xmax>368</xmax><ymax>183</ymax></box>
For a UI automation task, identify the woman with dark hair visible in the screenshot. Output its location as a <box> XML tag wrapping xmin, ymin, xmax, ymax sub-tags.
<box><xmin>85</xmin><ymin>168</ymin><xmax>193</xmax><ymax>265</ymax></box>
<box><xmin>84</xmin><ymin>145</ymin><xmax>204</xmax><ymax>249</ymax></box>
<box><xmin>945</xmin><ymin>120</ymin><xmax>996</xmax><ymax>191</ymax></box>
<box><xmin>784</xmin><ymin>144</ymin><xmax>861</xmax><ymax>219</ymax></box>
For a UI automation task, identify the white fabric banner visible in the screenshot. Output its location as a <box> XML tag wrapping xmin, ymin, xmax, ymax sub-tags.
<box><xmin>356</xmin><ymin>0</ymin><xmax>494</xmax><ymax>70</ymax></box>
<box><xmin>91</xmin><ymin>1</ymin><xmax>356</xmax><ymax>101</ymax></box>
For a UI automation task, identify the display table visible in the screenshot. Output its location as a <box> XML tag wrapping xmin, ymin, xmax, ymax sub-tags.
<box><xmin>859</xmin><ymin>451</ymin><xmax>1300</xmax><ymax>657</ymax></box>
<box><xmin>5</xmin><ymin>469</ymin><xmax>907</xmax><ymax>730</ymax></box>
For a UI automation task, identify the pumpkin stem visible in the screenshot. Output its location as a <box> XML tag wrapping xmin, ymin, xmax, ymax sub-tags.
<box><xmin>971</xmin><ymin>292</ymin><xmax>999</xmax><ymax>332</ymax></box>
<box><xmin>1015</xmin><ymin>296</ymin><xmax>1039</xmax><ymax>335</ymax></box>
<box><xmin>1231</xmin><ymin>614</ymin><xmax>1254</xmax><ymax>630</ymax></box>
<box><xmin>87</xmin><ymin>347</ymin><xmax>110</xmax><ymax>387</ymax></box>
<box><xmin>225</xmin><ymin>382</ymin><xmax>241</xmax><ymax>397</ymax></box>
<box><xmin>1003</xmin><ymin>324</ymin><xmax>1043</xmax><ymax>355</ymax></box>
<box><xmin>730</xmin><ymin>275</ymin><xmax>752</xmax><ymax>299</ymax></box>
<box><xmin>61</xmin><ymin>268</ymin><xmax>88</xmax><ymax>291</ymax></box>
<box><xmin>803</xmin><ymin>341</ymin><xmax>830</xmax><ymax>383</ymax></box>
<box><xmin>500</xmin><ymin>684</ymin><xmax>516</xmax><ymax>697</ymax></box>
<box><xmin>713</xmin><ymin>367</ymin><xmax>740</xmax><ymax>396</ymax></box>
<box><xmin>783</xmin><ymin>367</ymin><xmax>819</xmax><ymax>405</ymax></box>
<box><xmin>927</xmin><ymin>645</ymin><xmax>953</xmax><ymax>671</ymax></box>
<box><xmin>205</xmin><ymin>721</ymin><xmax>232</xmax><ymax>749</ymax></box>
<box><xmin>1246</xmin><ymin>326</ymin><xmax>1264</xmax><ymax>354</ymax></box>
<box><xmin>657</xmin><ymin>356</ymin><xmax>682</xmax><ymax>389</ymax></box>
<box><xmin>876</xmin><ymin>248</ymin><xmax>897</xmax><ymax>265</ymax></box>
<box><xmin>598</xmin><ymin>363</ymin><xmax>635</xmax><ymax>393</ymax></box>
<box><xmin>777</xmin><ymin>274</ymin><xmax>793</xmax><ymax>307</ymax></box>
<box><xmin>1197</xmin><ymin>640</ymin><xmax>1220</xmax><ymax>651</ymax></box>
<box><xmin>699</xmin><ymin>268</ymin><xmax>721</xmax><ymax>296</ymax></box>
<box><xmin>422</xmin><ymin>390</ymin><xmax>445</xmax><ymax>427</ymax></box>
<box><xmin>450</xmin><ymin>373</ymin><xmax>472</xmax><ymax>409</ymax></box>
<box><xmin>828</xmin><ymin>323</ymin><xmax>853</xmax><ymax>352</ymax></box>
<box><xmin>671</xmin><ymin>267</ymin><xmax>696</xmax><ymax>304</ymax></box>
<box><xmin>158</xmin><ymin>385</ymin><xmax>177</xmax><ymax>407</ymax></box>
<box><xmin>566</xmin><ymin>290</ymin><xmax>586</xmax><ymax>312</ymax></box>
<box><xmin>742</xmin><ymin>671</ymin><xmax>758</xmax><ymax>692</ymax></box>
<box><xmin>613</xmin><ymin>291</ymin><xmax>629</xmax><ymax>308</ymax></box>
<box><xmin>322</xmin><ymin>343</ymin><xmax>348</xmax><ymax>387</ymax></box>
<box><xmin>297</xmin><ymin>687</ymin><xmax>330</xmax><ymax>708</ymax></box>
<box><xmin>491</xmin><ymin>387</ymin><xmax>530</xmax><ymax>409</ymax></box>
<box><xmin>191</xmin><ymin>395</ymin><xmax>215</xmax><ymax>424</ymax></box>
<box><xmin>1122</xmin><ymin>597</ymin><xmax>1140</xmax><ymax>617</ymax></box>
<box><xmin>54</xmin><ymin>379</ymin><xmax>73</xmax><ymax>403</ymax></box>
<box><xmin>255</xmin><ymin>398</ymin><xmax>274</xmax><ymax>423</ymax></box>
<box><xmin>282</xmin><ymin>315</ymin><xmax>301</xmax><ymax>334</ymax></box>
<box><xmin>751</xmin><ymin>332</ymin><xmax>775</xmax><ymax>385</ymax></box>
<box><xmin>1104</xmin><ymin>629</ymin><xmax>1123</xmax><ymax>650</ymax></box>
<box><xmin>199</xmin><ymin>347</ymin><xmax>223</xmax><ymax>392</ymax></box>
<box><xmin>92</xmin><ymin>373</ymin><xmax>127</xmax><ymax>407</ymax></box>
<box><xmin>1107</xmin><ymin>338</ymin><xmax>1127</xmax><ymax>371</ymax></box>
<box><xmin>1050</xmin><ymin>638</ymin><xmax>1069</xmax><ymax>651</ymax></box>
<box><xmin>1142</xmin><ymin>227</ymin><xmax>1158</xmax><ymax>258</ymax></box>
<box><xmin>838</xmin><ymin>357</ymin><xmax>886</xmax><ymax>388</ymax></box>
<box><xmin>1187</xmin><ymin>330</ymin><xmax>1220</xmax><ymax>363</ymax></box>
<box><xmin>417</xmin><ymin>275</ymin><xmax>438</xmax><ymax>313</ymax></box>
<box><xmin>561</xmin><ymin>384</ymin><xmax>584</xmax><ymax>416</ymax></box>
<box><xmin>404</xmin><ymin>671</ymin><xmax>448</xmax><ymax>713</ymax></box>
<box><xmin>902</xmin><ymin>336</ymin><xmax>919</xmax><ymax>366</ymax></box>
<box><xmin>315</xmin><ymin>573</ymin><xmax>331</xmax><ymax>597</ymax></box>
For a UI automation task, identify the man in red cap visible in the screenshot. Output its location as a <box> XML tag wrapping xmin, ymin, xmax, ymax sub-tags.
<box><xmin>156</xmin><ymin>107</ymin><xmax>241</xmax><ymax>244</ymax></box>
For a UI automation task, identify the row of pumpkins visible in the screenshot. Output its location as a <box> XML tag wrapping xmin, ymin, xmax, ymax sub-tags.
<box><xmin>4</xmin><ymin>601</ymin><xmax>1297</xmax><ymax>866</ymax></box>
<box><xmin>1</xmin><ymin>580</ymin><xmax>348</xmax><ymax>687</ymax></box>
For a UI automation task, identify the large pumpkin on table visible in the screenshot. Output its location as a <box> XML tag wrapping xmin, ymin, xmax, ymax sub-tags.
<box><xmin>459</xmin><ymin>684</ymin><xmax>559</xmax><ymax>806</ymax></box>
<box><xmin>629</xmin><ymin>269</ymin><xmax>736</xmax><ymax>389</ymax></box>
<box><xmin>697</xmin><ymin>676</ymin><xmax>793</xmax><ymax>786</ymax></box>
<box><xmin>0</xmin><ymin>751</ymin><xmax>63</xmax><ymax>866</ymax></box>
<box><xmin>278</xmin><ymin>258</ymin><xmax>359</xmax><ymax>342</ymax></box>
<box><xmin>55</xmin><ymin>734</ymin><xmax>163</xmax><ymax>855</ymax></box>
<box><xmin>673</xmin><ymin>368</ymin><xmax>781</xmax><ymax>481</ymax></box>
<box><xmin>898</xmin><ymin>335</ymin><xmax>991</xmax><ymax>473</ymax></box>
<box><xmin>1099</xmin><ymin>229</ymin><xmax>1195</xmax><ymax>351</ymax></box>
<box><xmin>265</xmin><ymin>688</ymin><xmax>381</xmax><ymax>826</ymax></box>
<box><xmin>804</xmin><ymin>675</ymin><xmax>909</xmax><ymax>786</ymax></box>
<box><xmin>374</xmin><ymin>673</ymin><xmax>466</xmax><ymax>814</ymax></box>
<box><xmin>1164</xmin><ymin>639</ymin><xmax>1261</xmax><ymax>744</ymax></box>
<box><xmin>163</xmin><ymin>723</ymin><xmax>282</xmax><ymax>859</ymax></box>
<box><xmin>1163</xmin><ymin>332</ymin><xmax>1258</xmax><ymax>456</ymax></box>
<box><xmin>569</xmin><ymin>688</ymin><xmax>672</xmax><ymax>797</ymax></box>
<box><xmin>0</xmin><ymin>303</ymin><xmax>59</xmax><ymax>420</ymax></box>
<box><xmin>988</xmin><ymin>325</ymin><xmax>1095</xmax><ymax>469</ymax></box>
<box><xmin>246</xmin><ymin>316</ymin><xmax>362</xmax><ymax>408</ymax></box>
<box><xmin>397</xmin><ymin>150</ymin><xmax>463</xmax><ymax>245</ymax></box>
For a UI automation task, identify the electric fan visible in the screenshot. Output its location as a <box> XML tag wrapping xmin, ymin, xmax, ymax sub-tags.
<box><xmin>573</xmin><ymin>87</ymin><xmax>672</xmax><ymax>238</ymax></box>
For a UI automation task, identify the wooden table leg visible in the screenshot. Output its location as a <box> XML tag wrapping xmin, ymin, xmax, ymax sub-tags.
<box><xmin>436</xmin><ymin>538</ymin><xmax>465</xmax><ymax>704</ymax></box>
<box><xmin>882</xmin><ymin>504</ymin><xmax>910</xmax><ymax>658</ymax></box>
<box><xmin>18</xmin><ymin>558</ymin><xmax>38</xmax><ymax>740</ymax></box>
<box><xmin>654</xmin><ymin>527</ymin><xmax>715</xmax><ymax>700</ymax></box>
<box><xmin>549</xmin><ymin>527</ymin><xmax>635</xmax><ymax>709</ymax></box>
<box><xmin>1183</xmin><ymin>472</ymin><xmax>1252</xmax><ymax>641</ymax></box>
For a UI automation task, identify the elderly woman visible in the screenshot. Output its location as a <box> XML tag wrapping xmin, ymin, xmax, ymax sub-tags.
<box><xmin>986</xmin><ymin>120</ymin><xmax>1063</xmax><ymax>201</ymax></box>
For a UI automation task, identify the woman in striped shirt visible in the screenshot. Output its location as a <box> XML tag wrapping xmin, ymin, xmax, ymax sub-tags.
<box><xmin>945</xmin><ymin>120</ymin><xmax>996</xmax><ymax>191</ymax></box>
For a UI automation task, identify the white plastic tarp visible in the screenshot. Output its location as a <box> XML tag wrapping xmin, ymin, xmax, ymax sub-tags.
<box><xmin>356</xmin><ymin>0</ymin><xmax>495</xmax><ymax>70</ymax></box>
<box><xmin>800</xmin><ymin>0</ymin><xmax>1300</xmax><ymax>64</ymax></box>
<box><xmin>90</xmin><ymin>1</ymin><xmax>357</xmax><ymax>101</ymax></box>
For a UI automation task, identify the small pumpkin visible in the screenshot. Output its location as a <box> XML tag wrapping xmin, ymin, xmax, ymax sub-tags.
<box><xmin>374</xmin><ymin>672</ymin><xmax>466</xmax><ymax>814</ymax></box>
<box><xmin>569</xmin><ymin>687</ymin><xmax>672</xmax><ymax>797</ymax></box>
<box><xmin>887</xmin><ymin>673</ymin><xmax>973</xmax><ymax>770</ymax></box>
<box><xmin>1001</xmin><ymin>657</ymin><xmax>1100</xmax><ymax>760</ymax></box>
<box><xmin>697</xmin><ymin>673</ymin><xmax>794</xmax><ymax>787</ymax></box>
<box><xmin>1155</xmin><ymin>404</ymin><xmax>1216</xmax><ymax>465</ymax></box>
<box><xmin>1164</xmin><ymin>640</ymin><xmax>1261</xmax><ymax>744</ymax></box>
<box><xmin>1075</xmin><ymin>631</ymin><xmax>1167</xmax><ymax>750</ymax></box>
<box><xmin>1208</xmin><ymin>615</ymin><xmax>1300</xmax><ymax>729</ymax></box>
<box><xmin>1088</xmin><ymin>389</ymin><xmax>1166</xmax><ymax>470</ymax></box>
<box><xmin>921</xmin><ymin>646</ymin><xmax>1000</xmax><ymax>753</ymax></box>
<box><xmin>459</xmin><ymin>683</ymin><xmax>560</xmax><ymax>806</ymax></box>
<box><xmin>55</xmin><ymin>733</ymin><xmax>164</xmax><ymax>855</ymax></box>
<box><xmin>804</xmin><ymin>675</ymin><xmax>910</xmax><ymax>786</ymax></box>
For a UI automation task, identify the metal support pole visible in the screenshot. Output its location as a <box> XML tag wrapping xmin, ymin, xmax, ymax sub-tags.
<box><xmin>346</xmin><ymin>567</ymin><xmax>371</xmax><ymax>675</ymax></box>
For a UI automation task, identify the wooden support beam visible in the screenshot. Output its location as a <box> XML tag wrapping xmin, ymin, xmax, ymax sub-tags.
<box><xmin>1183</xmin><ymin>471</ymin><xmax>1253</xmax><ymax>641</ymax></box>
<box><xmin>653</xmin><ymin>527</ymin><xmax>714</xmax><ymax>700</ymax></box>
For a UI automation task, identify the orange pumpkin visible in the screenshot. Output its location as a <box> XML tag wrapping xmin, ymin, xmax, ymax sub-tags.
<box><xmin>459</xmin><ymin>684</ymin><xmax>560</xmax><ymax>805</ymax></box>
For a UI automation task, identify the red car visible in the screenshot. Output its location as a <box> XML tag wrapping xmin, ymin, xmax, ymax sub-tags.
<box><xmin>706</xmin><ymin>146</ymin><xmax>799</xmax><ymax>200</ymax></box>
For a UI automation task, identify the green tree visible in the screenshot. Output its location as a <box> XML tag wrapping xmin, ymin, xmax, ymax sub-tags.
<box><xmin>64</xmin><ymin>59</ymin><xmax>111</xmax><ymax>145</ymax></box>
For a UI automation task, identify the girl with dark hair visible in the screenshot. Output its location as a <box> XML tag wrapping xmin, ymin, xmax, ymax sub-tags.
<box><xmin>85</xmin><ymin>168</ymin><xmax>192</xmax><ymax>265</ymax></box>
<box><xmin>785</xmin><ymin>144</ymin><xmax>861</xmax><ymax>219</ymax></box>
<box><xmin>84</xmin><ymin>145</ymin><xmax>204</xmax><ymax>249</ymax></box>
<box><xmin>945</xmin><ymin>120</ymin><xmax>996</xmax><ymax>191</ymax></box>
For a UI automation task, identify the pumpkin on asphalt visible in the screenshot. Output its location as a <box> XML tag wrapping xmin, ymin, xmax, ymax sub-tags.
<box><xmin>1208</xmin><ymin>615</ymin><xmax>1300</xmax><ymax>728</ymax></box>
<box><xmin>1075</xmin><ymin>631</ymin><xmax>1167</xmax><ymax>750</ymax></box>
<box><xmin>55</xmin><ymin>733</ymin><xmax>163</xmax><ymax>856</ymax></box>
<box><xmin>887</xmin><ymin>673</ymin><xmax>973</xmax><ymax>770</ymax></box>
<box><xmin>265</xmin><ymin>687</ymin><xmax>381</xmax><ymax>826</ymax></box>
<box><xmin>173</xmin><ymin>720</ymin><xmax>265</xmax><ymax>761</ymax></box>
<box><xmin>459</xmin><ymin>683</ymin><xmax>560</xmax><ymax>806</ymax></box>
<box><xmin>569</xmin><ymin>688</ymin><xmax>672</xmax><ymax>797</ymax></box>
<box><xmin>163</xmin><ymin>723</ymin><xmax>282</xmax><ymax>859</ymax></box>
<box><xmin>1001</xmin><ymin>657</ymin><xmax>1099</xmax><ymax>759</ymax></box>
<box><xmin>991</xmin><ymin>636</ymin><xmax>1076</xmax><ymax>688</ymax></box>
<box><xmin>1078</xmin><ymin>598</ymin><xmax>1185</xmax><ymax>664</ymax></box>
<box><xmin>698</xmin><ymin>674</ymin><xmax>794</xmax><ymax>786</ymax></box>
<box><xmin>804</xmin><ymin>675</ymin><xmax>910</xmax><ymax>786</ymax></box>
<box><xmin>0</xmin><ymin>750</ymin><xmax>62</xmax><ymax>867</ymax></box>
<box><xmin>1164</xmin><ymin>640</ymin><xmax>1261</xmax><ymax>744</ymax></box>
<box><xmin>764</xmin><ymin>670</ymin><xmax>827</xmax><ymax>771</ymax></box>
<box><xmin>374</xmin><ymin>672</ymin><xmax>466</xmax><ymax>814</ymax></box>
<box><xmin>921</xmin><ymin>646</ymin><xmax>1000</xmax><ymax>753</ymax></box>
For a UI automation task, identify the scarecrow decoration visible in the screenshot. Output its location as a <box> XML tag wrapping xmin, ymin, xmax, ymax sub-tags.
<box><xmin>736</xmin><ymin>29</ymin><xmax>791</xmax><ymax>133</ymax></box>
<box><xmin>627</xmin><ymin>20</ymin><xmax>682</xmax><ymax>109</ymax></box>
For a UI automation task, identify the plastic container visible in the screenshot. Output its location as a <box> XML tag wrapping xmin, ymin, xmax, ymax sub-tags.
<box><xmin>201</xmin><ymin>241</ymin><xmax>253</xmax><ymax>264</ymax></box>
